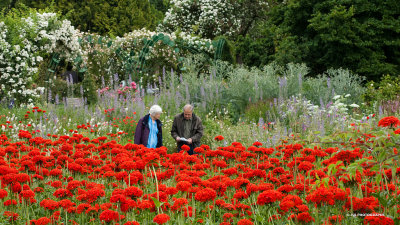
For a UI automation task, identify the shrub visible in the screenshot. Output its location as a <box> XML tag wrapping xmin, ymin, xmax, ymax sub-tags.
<box><xmin>0</xmin><ymin>9</ymin><xmax>81</xmax><ymax>107</ymax></box>
<box><xmin>363</xmin><ymin>75</ymin><xmax>400</xmax><ymax>115</ymax></box>
<box><xmin>243</xmin><ymin>100</ymin><xmax>274</xmax><ymax>123</ymax></box>
<box><xmin>303</xmin><ymin>68</ymin><xmax>365</xmax><ymax>106</ymax></box>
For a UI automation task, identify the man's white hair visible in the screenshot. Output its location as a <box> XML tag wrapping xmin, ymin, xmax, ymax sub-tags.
<box><xmin>149</xmin><ymin>105</ymin><xmax>162</xmax><ymax>116</ymax></box>
<box><xmin>183</xmin><ymin>104</ymin><xmax>194</xmax><ymax>112</ymax></box>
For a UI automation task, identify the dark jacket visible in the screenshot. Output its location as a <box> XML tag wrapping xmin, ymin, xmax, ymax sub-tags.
<box><xmin>171</xmin><ymin>113</ymin><xmax>203</xmax><ymax>148</ymax></box>
<box><xmin>134</xmin><ymin>114</ymin><xmax>163</xmax><ymax>148</ymax></box>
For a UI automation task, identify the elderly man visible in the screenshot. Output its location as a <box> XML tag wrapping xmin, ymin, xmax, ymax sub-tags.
<box><xmin>171</xmin><ymin>104</ymin><xmax>204</xmax><ymax>155</ymax></box>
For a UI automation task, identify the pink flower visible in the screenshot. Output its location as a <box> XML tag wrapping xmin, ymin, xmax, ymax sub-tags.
<box><xmin>131</xmin><ymin>82</ymin><xmax>137</xmax><ymax>89</ymax></box>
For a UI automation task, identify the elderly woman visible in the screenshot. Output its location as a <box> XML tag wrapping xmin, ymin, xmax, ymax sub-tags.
<box><xmin>134</xmin><ymin>105</ymin><xmax>163</xmax><ymax>148</ymax></box>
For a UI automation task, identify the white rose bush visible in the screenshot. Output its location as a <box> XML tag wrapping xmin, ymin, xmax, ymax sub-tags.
<box><xmin>0</xmin><ymin>12</ymin><xmax>82</xmax><ymax>107</ymax></box>
<box><xmin>0</xmin><ymin>10</ymin><xmax>217</xmax><ymax>107</ymax></box>
<box><xmin>159</xmin><ymin>0</ymin><xmax>268</xmax><ymax>38</ymax></box>
<box><xmin>79</xmin><ymin>28</ymin><xmax>215</xmax><ymax>85</ymax></box>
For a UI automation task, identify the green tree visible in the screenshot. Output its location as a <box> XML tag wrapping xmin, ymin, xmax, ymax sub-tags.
<box><xmin>8</xmin><ymin>0</ymin><xmax>163</xmax><ymax>36</ymax></box>
<box><xmin>234</xmin><ymin>34</ymin><xmax>274</xmax><ymax>67</ymax></box>
<box><xmin>261</xmin><ymin>0</ymin><xmax>400</xmax><ymax>80</ymax></box>
<box><xmin>150</xmin><ymin>0</ymin><xmax>170</xmax><ymax>14</ymax></box>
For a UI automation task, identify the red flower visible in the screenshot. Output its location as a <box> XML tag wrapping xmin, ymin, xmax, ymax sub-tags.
<box><xmin>252</xmin><ymin>141</ymin><xmax>262</xmax><ymax>147</ymax></box>
<box><xmin>214</xmin><ymin>135</ymin><xmax>224</xmax><ymax>141</ymax></box>
<box><xmin>306</xmin><ymin>187</ymin><xmax>335</xmax><ymax>205</ymax></box>
<box><xmin>223</xmin><ymin>213</ymin><xmax>234</xmax><ymax>220</ymax></box>
<box><xmin>345</xmin><ymin>196</ymin><xmax>379</xmax><ymax>214</ymax></box>
<box><xmin>394</xmin><ymin>129</ymin><xmax>400</xmax><ymax>134</ymax></box>
<box><xmin>32</xmin><ymin>187</ymin><xmax>43</xmax><ymax>194</ymax></box>
<box><xmin>67</xmin><ymin>180</ymin><xmax>82</xmax><ymax>191</ymax></box>
<box><xmin>256</xmin><ymin>190</ymin><xmax>284</xmax><ymax>205</ymax></box>
<box><xmin>237</xmin><ymin>219</ymin><xmax>253</xmax><ymax>225</ymax></box>
<box><xmin>282</xmin><ymin>195</ymin><xmax>303</xmax><ymax>205</ymax></box>
<box><xmin>3</xmin><ymin>211</ymin><xmax>19</xmax><ymax>221</ymax></box>
<box><xmin>181</xmin><ymin>145</ymin><xmax>191</xmax><ymax>152</ymax></box>
<box><xmin>153</xmin><ymin>214</ymin><xmax>170</xmax><ymax>224</ymax></box>
<box><xmin>298</xmin><ymin>161</ymin><xmax>314</xmax><ymax>171</ymax></box>
<box><xmin>378</xmin><ymin>116</ymin><xmax>400</xmax><ymax>127</ymax></box>
<box><xmin>293</xmin><ymin>143</ymin><xmax>303</xmax><ymax>150</ymax></box>
<box><xmin>99</xmin><ymin>209</ymin><xmax>120</xmax><ymax>222</ymax></box>
<box><xmin>296</xmin><ymin>212</ymin><xmax>315</xmax><ymax>223</ymax></box>
<box><xmin>51</xmin><ymin>181</ymin><xmax>62</xmax><ymax>188</ymax></box>
<box><xmin>59</xmin><ymin>199</ymin><xmax>76</xmax><ymax>209</ymax></box>
<box><xmin>0</xmin><ymin>189</ymin><xmax>8</xmax><ymax>199</ymax></box>
<box><xmin>195</xmin><ymin>188</ymin><xmax>217</xmax><ymax>202</ymax></box>
<box><xmin>40</xmin><ymin>199</ymin><xmax>59</xmax><ymax>211</ymax></box>
<box><xmin>171</xmin><ymin>198</ymin><xmax>189</xmax><ymax>211</ymax></box>
<box><xmin>272</xmin><ymin>167</ymin><xmax>285</xmax><ymax>174</ymax></box>
<box><xmin>363</xmin><ymin>215</ymin><xmax>394</xmax><ymax>225</ymax></box>
<box><xmin>68</xmin><ymin>163</ymin><xmax>83</xmax><ymax>173</ymax></box>
<box><xmin>279</xmin><ymin>200</ymin><xmax>295</xmax><ymax>212</ymax></box>
<box><xmin>194</xmin><ymin>147</ymin><xmax>205</xmax><ymax>153</ymax></box>
<box><xmin>15</xmin><ymin>173</ymin><xmax>30</xmax><ymax>183</ymax></box>
<box><xmin>76</xmin><ymin>203</ymin><xmax>91</xmax><ymax>214</ymax></box>
<box><xmin>233</xmin><ymin>190</ymin><xmax>249</xmax><ymax>200</ymax></box>
<box><xmin>4</xmin><ymin>199</ymin><xmax>17</xmax><ymax>206</ymax></box>
<box><xmin>176</xmin><ymin>181</ymin><xmax>192</xmax><ymax>192</ymax></box>
<box><xmin>53</xmin><ymin>189</ymin><xmax>73</xmax><ymax>198</ymax></box>
<box><xmin>49</xmin><ymin>169</ymin><xmax>62</xmax><ymax>177</ymax></box>
<box><xmin>277</xmin><ymin>184</ymin><xmax>294</xmax><ymax>193</ymax></box>
<box><xmin>20</xmin><ymin>189</ymin><xmax>35</xmax><ymax>199</ymax></box>
<box><xmin>124</xmin><ymin>222</ymin><xmax>140</xmax><ymax>225</ymax></box>
<box><xmin>213</xmin><ymin>160</ymin><xmax>228</xmax><ymax>168</ymax></box>
<box><xmin>120</xmin><ymin>161</ymin><xmax>136</xmax><ymax>171</ymax></box>
<box><xmin>11</xmin><ymin>182</ymin><xmax>22</xmax><ymax>193</ymax></box>
<box><xmin>18</xmin><ymin>130</ymin><xmax>32</xmax><ymax>139</ymax></box>
<box><xmin>34</xmin><ymin>217</ymin><xmax>52</xmax><ymax>225</ymax></box>
<box><xmin>328</xmin><ymin>215</ymin><xmax>343</xmax><ymax>223</ymax></box>
<box><xmin>124</xmin><ymin>186</ymin><xmax>143</xmax><ymax>198</ymax></box>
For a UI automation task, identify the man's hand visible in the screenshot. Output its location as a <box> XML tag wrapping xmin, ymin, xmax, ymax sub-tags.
<box><xmin>176</xmin><ymin>137</ymin><xmax>180</xmax><ymax>142</ymax></box>
<box><xmin>187</xmin><ymin>138</ymin><xmax>193</xmax><ymax>144</ymax></box>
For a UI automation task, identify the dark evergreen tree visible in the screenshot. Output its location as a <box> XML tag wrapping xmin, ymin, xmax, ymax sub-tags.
<box><xmin>5</xmin><ymin>0</ymin><xmax>164</xmax><ymax>36</ymax></box>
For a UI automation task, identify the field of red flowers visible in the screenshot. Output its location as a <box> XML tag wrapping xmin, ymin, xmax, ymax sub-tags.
<box><xmin>1</xmin><ymin>114</ymin><xmax>400</xmax><ymax>224</ymax></box>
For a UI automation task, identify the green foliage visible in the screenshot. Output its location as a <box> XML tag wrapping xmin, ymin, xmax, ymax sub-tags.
<box><xmin>3</xmin><ymin>0</ymin><xmax>399</xmax><ymax>83</ymax></box>
<box><xmin>243</xmin><ymin>100</ymin><xmax>273</xmax><ymax>123</ymax></box>
<box><xmin>200</xmin><ymin>117</ymin><xmax>226</xmax><ymax>149</ymax></box>
<box><xmin>363</xmin><ymin>75</ymin><xmax>400</xmax><ymax>114</ymax></box>
<box><xmin>0</xmin><ymin>0</ymin><xmax>17</xmax><ymax>13</ymax></box>
<box><xmin>49</xmin><ymin>78</ymin><xmax>69</xmax><ymax>99</ymax></box>
<box><xmin>303</xmin><ymin>68</ymin><xmax>365</xmax><ymax>105</ymax></box>
<box><xmin>0</xmin><ymin>6</ymin><xmax>81</xmax><ymax>106</ymax></box>
<box><xmin>81</xmin><ymin>73</ymin><xmax>98</xmax><ymax>104</ymax></box>
<box><xmin>166</xmin><ymin>60</ymin><xmax>349</xmax><ymax>124</ymax></box>
<box><xmin>213</xmin><ymin>36</ymin><xmax>235</xmax><ymax>64</ymax></box>
<box><xmin>363</xmin><ymin>75</ymin><xmax>400</xmax><ymax>103</ymax></box>
<box><xmin>235</xmin><ymin>34</ymin><xmax>274</xmax><ymax>67</ymax></box>
<box><xmin>149</xmin><ymin>0</ymin><xmax>170</xmax><ymax>14</ymax></box>
<box><xmin>255</xmin><ymin>0</ymin><xmax>400</xmax><ymax>80</ymax></box>
<box><xmin>76</xmin><ymin>31</ymin><xmax>218</xmax><ymax>91</ymax></box>
<box><xmin>9</xmin><ymin>0</ymin><xmax>164</xmax><ymax>36</ymax></box>
<box><xmin>164</xmin><ymin>58</ymin><xmax>366</xmax><ymax>124</ymax></box>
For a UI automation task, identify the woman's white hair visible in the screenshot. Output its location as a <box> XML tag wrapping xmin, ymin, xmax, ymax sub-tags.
<box><xmin>149</xmin><ymin>105</ymin><xmax>162</xmax><ymax>116</ymax></box>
